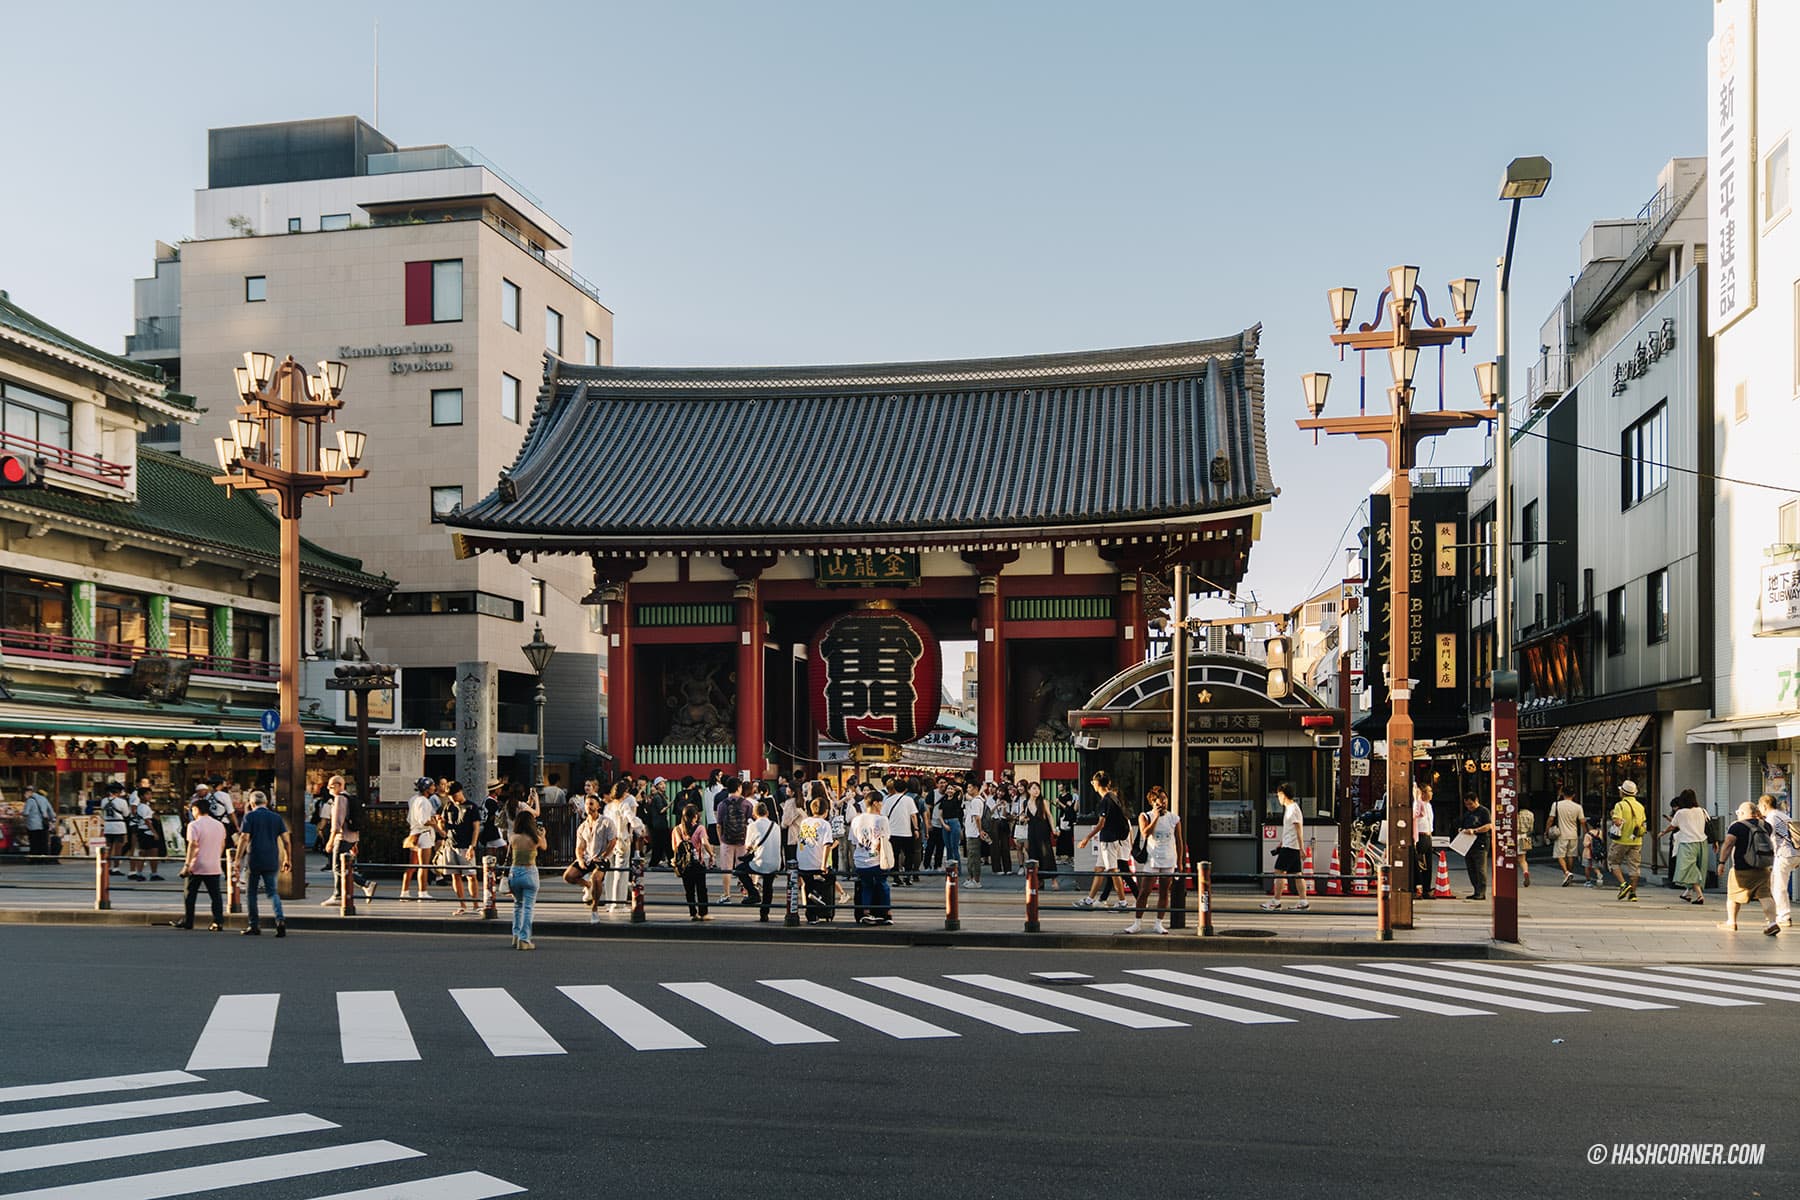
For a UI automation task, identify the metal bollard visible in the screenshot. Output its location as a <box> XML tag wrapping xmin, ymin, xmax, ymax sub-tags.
<box><xmin>1199</xmin><ymin>860</ymin><xmax>1214</xmax><ymax>937</ymax></box>
<box><xmin>1169</xmin><ymin>869</ymin><xmax>1187</xmax><ymax>930</ymax></box>
<box><xmin>944</xmin><ymin>860</ymin><xmax>960</xmax><ymax>932</ymax></box>
<box><xmin>1376</xmin><ymin>863</ymin><xmax>1392</xmax><ymax>941</ymax></box>
<box><xmin>630</xmin><ymin>869</ymin><xmax>647</xmax><ymax>924</ymax></box>
<box><xmin>94</xmin><ymin>843</ymin><xmax>110</xmax><ymax>911</ymax></box>
<box><xmin>1024</xmin><ymin>859</ymin><xmax>1040</xmax><ymax>932</ymax></box>
<box><xmin>785</xmin><ymin>867</ymin><xmax>801</xmax><ymax>927</ymax></box>
<box><xmin>227</xmin><ymin>850</ymin><xmax>242</xmax><ymax>915</ymax></box>
<box><xmin>340</xmin><ymin>849</ymin><xmax>357</xmax><ymax>917</ymax></box>
<box><xmin>481</xmin><ymin>855</ymin><xmax>498</xmax><ymax>921</ymax></box>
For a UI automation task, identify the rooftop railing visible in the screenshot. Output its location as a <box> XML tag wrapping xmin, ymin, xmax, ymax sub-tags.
<box><xmin>366</xmin><ymin>145</ymin><xmax>548</xmax><ymax>214</ymax></box>
<box><xmin>0</xmin><ymin>430</ymin><xmax>130</xmax><ymax>489</ymax></box>
<box><xmin>0</xmin><ymin>628</ymin><xmax>277</xmax><ymax>682</ymax></box>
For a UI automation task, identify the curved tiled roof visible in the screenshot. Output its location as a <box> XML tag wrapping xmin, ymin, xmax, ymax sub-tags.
<box><xmin>449</xmin><ymin>328</ymin><xmax>1273</xmax><ymax>547</ymax></box>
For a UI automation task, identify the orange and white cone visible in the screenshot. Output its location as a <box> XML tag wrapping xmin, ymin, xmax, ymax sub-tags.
<box><xmin>1325</xmin><ymin>845</ymin><xmax>1343</xmax><ymax>896</ymax></box>
<box><xmin>1352</xmin><ymin>854</ymin><xmax>1370</xmax><ymax>896</ymax></box>
<box><xmin>1433</xmin><ymin>850</ymin><xmax>1455</xmax><ymax>899</ymax></box>
<box><xmin>1302</xmin><ymin>845</ymin><xmax>1316</xmax><ymax>896</ymax></box>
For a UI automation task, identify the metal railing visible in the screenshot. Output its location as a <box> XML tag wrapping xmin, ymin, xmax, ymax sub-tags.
<box><xmin>480</xmin><ymin>212</ymin><xmax>602</xmax><ymax>304</ymax></box>
<box><xmin>0</xmin><ymin>627</ymin><xmax>277</xmax><ymax>681</ymax></box>
<box><xmin>1526</xmin><ymin>352</ymin><xmax>1571</xmax><ymax>410</ymax></box>
<box><xmin>125</xmin><ymin>317</ymin><xmax>180</xmax><ymax>355</ymax></box>
<box><xmin>0</xmin><ymin>430</ymin><xmax>130</xmax><ymax>488</ymax></box>
<box><xmin>366</xmin><ymin>146</ymin><xmax>549</xmax><ymax>213</ymax></box>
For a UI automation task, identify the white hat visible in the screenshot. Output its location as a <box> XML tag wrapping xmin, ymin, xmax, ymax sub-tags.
<box><xmin>1618</xmin><ymin>780</ymin><xmax>1638</xmax><ymax>797</ymax></box>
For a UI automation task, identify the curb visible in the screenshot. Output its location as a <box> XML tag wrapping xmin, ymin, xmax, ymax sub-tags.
<box><xmin>0</xmin><ymin>907</ymin><xmax>1501</xmax><ymax>958</ymax></box>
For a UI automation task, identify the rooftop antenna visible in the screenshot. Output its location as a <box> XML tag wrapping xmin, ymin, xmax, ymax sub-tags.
<box><xmin>373</xmin><ymin>19</ymin><xmax>380</xmax><ymax>129</ymax></box>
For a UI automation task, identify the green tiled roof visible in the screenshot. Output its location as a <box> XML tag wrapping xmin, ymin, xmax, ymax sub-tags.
<box><xmin>0</xmin><ymin>288</ymin><xmax>197</xmax><ymax>410</ymax></box>
<box><xmin>5</xmin><ymin>449</ymin><xmax>392</xmax><ymax>593</ymax></box>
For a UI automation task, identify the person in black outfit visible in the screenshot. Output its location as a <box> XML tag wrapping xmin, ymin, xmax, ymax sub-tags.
<box><xmin>1458</xmin><ymin>794</ymin><xmax>1492</xmax><ymax>900</ymax></box>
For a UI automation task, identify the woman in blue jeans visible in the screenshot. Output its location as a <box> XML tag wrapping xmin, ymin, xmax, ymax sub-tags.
<box><xmin>508</xmin><ymin>811</ymin><xmax>546</xmax><ymax>950</ymax></box>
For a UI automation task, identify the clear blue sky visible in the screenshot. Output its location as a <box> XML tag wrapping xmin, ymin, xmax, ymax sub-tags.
<box><xmin>0</xmin><ymin>0</ymin><xmax>1710</xmax><ymax>612</ymax></box>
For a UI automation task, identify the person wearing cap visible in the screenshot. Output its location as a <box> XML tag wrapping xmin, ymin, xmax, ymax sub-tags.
<box><xmin>1607</xmin><ymin>780</ymin><xmax>1648</xmax><ymax>902</ymax></box>
<box><xmin>400</xmin><ymin>777</ymin><xmax>441</xmax><ymax>902</ymax></box>
<box><xmin>441</xmin><ymin>781</ymin><xmax>479</xmax><ymax>915</ymax></box>
<box><xmin>236</xmin><ymin>790</ymin><xmax>288</xmax><ymax>936</ymax></box>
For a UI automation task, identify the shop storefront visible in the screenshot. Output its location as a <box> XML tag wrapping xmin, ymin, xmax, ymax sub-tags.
<box><xmin>1066</xmin><ymin>650</ymin><xmax>1340</xmax><ymax>880</ymax></box>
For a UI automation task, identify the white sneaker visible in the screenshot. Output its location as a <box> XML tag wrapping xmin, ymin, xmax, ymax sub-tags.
<box><xmin>417</xmin><ymin>890</ymin><xmax>433</xmax><ymax>901</ymax></box>
<box><xmin>1109</xmin><ymin>900</ymin><xmax>1130</xmax><ymax>911</ymax></box>
<box><xmin>1290</xmin><ymin>901</ymin><xmax>1311</xmax><ymax>911</ymax></box>
<box><xmin>1073</xmin><ymin>897</ymin><xmax>1095</xmax><ymax>909</ymax></box>
<box><xmin>1154</xmin><ymin>920</ymin><xmax>1168</xmax><ymax>934</ymax></box>
<box><xmin>1122</xmin><ymin>920</ymin><xmax>1142</xmax><ymax>934</ymax></box>
<box><xmin>589</xmin><ymin>912</ymin><xmax>602</xmax><ymax>925</ymax></box>
<box><xmin>1259</xmin><ymin>900</ymin><xmax>1281</xmax><ymax>911</ymax></box>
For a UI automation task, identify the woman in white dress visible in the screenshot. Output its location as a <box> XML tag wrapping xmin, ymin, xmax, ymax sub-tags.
<box><xmin>602</xmin><ymin>781</ymin><xmax>645</xmax><ymax>911</ymax></box>
<box><xmin>1124</xmin><ymin>790</ymin><xmax>1180</xmax><ymax>934</ymax></box>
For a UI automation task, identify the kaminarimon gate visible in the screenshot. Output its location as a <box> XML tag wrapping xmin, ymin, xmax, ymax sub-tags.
<box><xmin>445</xmin><ymin>327</ymin><xmax>1276</xmax><ymax>801</ymax></box>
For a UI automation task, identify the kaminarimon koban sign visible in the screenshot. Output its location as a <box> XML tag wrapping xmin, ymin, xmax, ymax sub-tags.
<box><xmin>808</xmin><ymin>606</ymin><xmax>941</xmax><ymax>744</ymax></box>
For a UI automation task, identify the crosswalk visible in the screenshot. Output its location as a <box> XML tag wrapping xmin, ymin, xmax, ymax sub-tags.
<box><xmin>177</xmin><ymin>961</ymin><xmax>1800</xmax><ymax>1071</ymax></box>
<box><xmin>0</xmin><ymin>1070</ymin><xmax>523</xmax><ymax>1199</ymax></box>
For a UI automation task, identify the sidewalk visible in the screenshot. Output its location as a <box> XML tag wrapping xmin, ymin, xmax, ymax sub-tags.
<box><xmin>0</xmin><ymin>857</ymin><xmax>1793</xmax><ymax>965</ymax></box>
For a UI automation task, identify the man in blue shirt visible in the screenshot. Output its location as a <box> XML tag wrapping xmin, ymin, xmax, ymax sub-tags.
<box><xmin>237</xmin><ymin>790</ymin><xmax>289</xmax><ymax>937</ymax></box>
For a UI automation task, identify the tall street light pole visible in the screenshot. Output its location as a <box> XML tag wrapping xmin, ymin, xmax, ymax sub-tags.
<box><xmin>1488</xmin><ymin>154</ymin><xmax>1553</xmax><ymax>944</ymax></box>
<box><xmin>211</xmin><ymin>354</ymin><xmax>368</xmax><ymax>900</ymax></box>
<box><xmin>522</xmin><ymin>623</ymin><xmax>557</xmax><ymax>788</ymax></box>
<box><xmin>1300</xmin><ymin>267</ymin><xmax>1492</xmax><ymax>933</ymax></box>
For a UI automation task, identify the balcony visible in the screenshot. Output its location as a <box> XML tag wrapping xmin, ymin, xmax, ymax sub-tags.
<box><xmin>125</xmin><ymin>316</ymin><xmax>180</xmax><ymax>356</ymax></box>
<box><xmin>1526</xmin><ymin>352</ymin><xmax>1571</xmax><ymax>411</ymax></box>
<box><xmin>0</xmin><ymin>430</ymin><xmax>129</xmax><ymax>489</ymax></box>
<box><xmin>0</xmin><ymin>628</ymin><xmax>276</xmax><ymax>682</ymax></box>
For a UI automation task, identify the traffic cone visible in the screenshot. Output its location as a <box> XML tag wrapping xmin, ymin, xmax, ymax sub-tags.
<box><xmin>1432</xmin><ymin>850</ymin><xmax>1454</xmax><ymax>899</ymax></box>
<box><xmin>1302</xmin><ymin>845</ymin><xmax>1316</xmax><ymax>896</ymax></box>
<box><xmin>1352</xmin><ymin>854</ymin><xmax>1370</xmax><ymax>896</ymax></box>
<box><xmin>1325</xmin><ymin>845</ymin><xmax>1343</xmax><ymax>895</ymax></box>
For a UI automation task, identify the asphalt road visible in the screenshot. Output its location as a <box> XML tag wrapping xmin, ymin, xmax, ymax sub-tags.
<box><xmin>0</xmin><ymin>926</ymin><xmax>1789</xmax><ymax>1199</ymax></box>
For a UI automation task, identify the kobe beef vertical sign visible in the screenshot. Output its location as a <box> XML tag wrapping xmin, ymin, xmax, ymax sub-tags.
<box><xmin>809</xmin><ymin>608</ymin><xmax>942</xmax><ymax>744</ymax></box>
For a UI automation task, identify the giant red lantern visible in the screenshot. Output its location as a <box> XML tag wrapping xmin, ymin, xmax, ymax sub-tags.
<box><xmin>808</xmin><ymin>607</ymin><xmax>941</xmax><ymax>745</ymax></box>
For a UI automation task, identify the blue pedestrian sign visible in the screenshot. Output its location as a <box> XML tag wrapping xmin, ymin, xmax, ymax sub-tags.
<box><xmin>1350</xmin><ymin>735</ymin><xmax>1372</xmax><ymax>760</ymax></box>
<box><xmin>259</xmin><ymin>709</ymin><xmax>280</xmax><ymax>733</ymax></box>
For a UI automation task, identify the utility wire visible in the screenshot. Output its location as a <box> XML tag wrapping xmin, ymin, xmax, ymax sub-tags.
<box><xmin>1514</xmin><ymin>423</ymin><xmax>1800</xmax><ymax>495</ymax></box>
<box><xmin>1300</xmin><ymin>495</ymin><xmax>1369</xmax><ymax>603</ymax></box>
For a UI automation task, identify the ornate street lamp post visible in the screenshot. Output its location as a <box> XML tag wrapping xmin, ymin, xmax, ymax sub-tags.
<box><xmin>522</xmin><ymin>623</ymin><xmax>556</xmax><ymax>788</ymax></box>
<box><xmin>1299</xmin><ymin>269</ymin><xmax>1492</xmax><ymax>933</ymax></box>
<box><xmin>211</xmin><ymin>353</ymin><xmax>368</xmax><ymax>899</ymax></box>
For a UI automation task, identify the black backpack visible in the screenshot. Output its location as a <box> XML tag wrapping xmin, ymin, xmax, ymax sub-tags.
<box><xmin>343</xmin><ymin>793</ymin><xmax>364</xmax><ymax>834</ymax></box>
<box><xmin>1745</xmin><ymin>819</ymin><xmax>1776</xmax><ymax>870</ymax></box>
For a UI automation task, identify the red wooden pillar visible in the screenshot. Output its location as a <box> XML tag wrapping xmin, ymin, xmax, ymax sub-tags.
<box><xmin>602</xmin><ymin>584</ymin><xmax>634</xmax><ymax>775</ymax></box>
<box><xmin>1117</xmin><ymin>571</ymin><xmax>1143</xmax><ymax>672</ymax></box>
<box><xmin>728</xmin><ymin>556</ymin><xmax>776</xmax><ymax>778</ymax></box>
<box><xmin>963</xmin><ymin>550</ymin><xmax>1017</xmax><ymax>781</ymax></box>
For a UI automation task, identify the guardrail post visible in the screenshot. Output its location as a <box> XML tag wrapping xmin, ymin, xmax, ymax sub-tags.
<box><xmin>944</xmin><ymin>860</ymin><xmax>960</xmax><ymax>932</ymax></box>
<box><xmin>94</xmin><ymin>842</ymin><xmax>110</xmax><ymax>911</ymax></box>
<box><xmin>1199</xmin><ymin>860</ymin><xmax>1214</xmax><ymax>937</ymax></box>
<box><xmin>226</xmin><ymin>850</ymin><xmax>242</xmax><ymax>915</ymax></box>
<box><xmin>1376</xmin><ymin>863</ymin><xmax>1392</xmax><ymax>942</ymax></box>
<box><xmin>1023</xmin><ymin>859</ymin><xmax>1040</xmax><ymax>933</ymax></box>
<box><xmin>340</xmin><ymin>848</ymin><xmax>357</xmax><ymax>917</ymax></box>
<box><xmin>481</xmin><ymin>855</ymin><xmax>498</xmax><ymax>921</ymax></box>
<box><xmin>784</xmin><ymin>867</ymin><xmax>801</xmax><ymax>927</ymax></box>
<box><xmin>630</xmin><ymin>860</ymin><xmax>647</xmax><ymax>924</ymax></box>
<box><xmin>1169</xmin><ymin>867</ymin><xmax>1187</xmax><ymax>930</ymax></box>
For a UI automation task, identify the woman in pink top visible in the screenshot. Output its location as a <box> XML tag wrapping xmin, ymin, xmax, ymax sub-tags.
<box><xmin>169</xmin><ymin>797</ymin><xmax>227</xmax><ymax>930</ymax></box>
<box><xmin>671</xmin><ymin>803</ymin><xmax>715</xmax><ymax>920</ymax></box>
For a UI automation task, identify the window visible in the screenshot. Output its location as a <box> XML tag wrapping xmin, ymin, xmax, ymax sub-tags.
<box><xmin>1521</xmin><ymin>500</ymin><xmax>1539</xmax><ymax>559</ymax></box>
<box><xmin>502</xmin><ymin>280</ymin><xmax>520</xmax><ymax>330</ymax></box>
<box><xmin>245</xmin><ymin>275</ymin><xmax>266</xmax><ymax>303</ymax></box>
<box><xmin>1582</xmin><ymin>568</ymin><xmax>1595</xmax><ymax>613</ymax></box>
<box><xmin>1621</xmin><ymin>401</ymin><xmax>1669</xmax><ymax>507</ymax></box>
<box><xmin>430</xmin><ymin>388</ymin><xmax>463</xmax><ymax>426</ymax></box>
<box><xmin>1646</xmin><ymin>569</ymin><xmax>1670</xmax><ymax>645</ymax></box>
<box><xmin>1794</xmin><ymin>281</ymin><xmax>1800</xmax><ymax>396</ymax></box>
<box><xmin>287</xmin><ymin>217</ymin><xmax>301</xmax><ymax>233</ymax></box>
<box><xmin>320</xmin><ymin>213</ymin><xmax>351</xmax><ymax>231</ymax></box>
<box><xmin>95</xmin><ymin>588</ymin><xmax>146</xmax><ymax>649</ymax></box>
<box><xmin>501</xmin><ymin>373</ymin><xmax>521</xmax><ymax>423</ymax></box>
<box><xmin>231</xmin><ymin>612</ymin><xmax>269</xmax><ymax>664</ymax></box>
<box><xmin>546</xmin><ymin>307</ymin><xmax>562</xmax><ymax>355</ymax></box>
<box><xmin>1606</xmin><ymin>586</ymin><xmax>1626</xmax><ymax>657</ymax></box>
<box><xmin>1767</xmin><ymin>136</ymin><xmax>1791</xmax><ymax>226</ymax></box>
<box><xmin>366</xmin><ymin>591</ymin><xmax>524</xmax><ymax>621</ymax></box>
<box><xmin>430</xmin><ymin>485</ymin><xmax>463</xmax><ymax>522</ymax></box>
<box><xmin>0</xmin><ymin>573</ymin><xmax>68</xmax><ymax>639</ymax></box>
<box><xmin>168</xmin><ymin>601</ymin><xmax>211</xmax><ymax>658</ymax></box>
<box><xmin>530</xmin><ymin>578</ymin><xmax>545</xmax><ymax>616</ymax></box>
<box><xmin>1</xmin><ymin>381</ymin><xmax>72</xmax><ymax>450</ymax></box>
<box><xmin>584</xmin><ymin>333</ymin><xmax>601</xmax><ymax>366</ymax></box>
<box><xmin>405</xmin><ymin>259</ymin><xmax>463</xmax><ymax>324</ymax></box>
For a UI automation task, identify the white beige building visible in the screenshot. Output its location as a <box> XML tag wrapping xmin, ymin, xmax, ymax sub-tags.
<box><xmin>150</xmin><ymin>117</ymin><xmax>614</xmax><ymax>788</ymax></box>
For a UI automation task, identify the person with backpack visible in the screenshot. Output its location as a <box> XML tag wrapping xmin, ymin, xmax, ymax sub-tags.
<box><xmin>715</xmin><ymin>777</ymin><xmax>751</xmax><ymax>904</ymax></box>
<box><xmin>738</xmin><ymin>799</ymin><xmax>783</xmax><ymax>921</ymax></box>
<box><xmin>100</xmin><ymin>781</ymin><xmax>130</xmax><ymax>876</ymax></box>
<box><xmin>1718</xmin><ymin>799</ymin><xmax>1781</xmax><ymax>936</ymax></box>
<box><xmin>1607</xmin><ymin>780</ymin><xmax>1648</xmax><ymax>902</ymax></box>
<box><xmin>321</xmin><ymin>773</ymin><xmax>377</xmax><ymax>906</ymax></box>
<box><xmin>1757</xmin><ymin>794</ymin><xmax>1797</xmax><ymax>927</ymax></box>
<box><xmin>670</xmin><ymin>802</ymin><xmax>714</xmax><ymax>920</ymax></box>
<box><xmin>441</xmin><ymin>782</ymin><xmax>479</xmax><ymax>915</ymax></box>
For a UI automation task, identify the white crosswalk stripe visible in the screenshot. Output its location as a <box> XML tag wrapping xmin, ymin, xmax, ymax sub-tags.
<box><xmin>1546</xmin><ymin>964</ymin><xmax>1800</xmax><ymax>1003</ymax></box>
<box><xmin>761</xmin><ymin>980</ymin><xmax>959</xmax><ymax>1040</ymax></box>
<box><xmin>945</xmin><ymin>974</ymin><xmax>1188</xmax><ymax>1029</ymax></box>
<box><xmin>1289</xmin><ymin>964</ymin><xmax>1585</xmax><ymax>1013</ymax></box>
<box><xmin>449</xmin><ymin>988</ymin><xmax>566</xmax><ymax>1057</ymax></box>
<box><xmin>855</xmin><ymin>976</ymin><xmax>1076</xmax><ymax>1033</ymax></box>
<box><xmin>1208</xmin><ymin>966</ymin><xmax>1494</xmax><ymax>1016</ymax></box>
<box><xmin>1087</xmin><ymin>982</ymin><xmax>1294</xmax><ymax>1025</ymax></box>
<box><xmin>559</xmin><ymin>985</ymin><xmax>704</xmax><ymax>1051</ymax></box>
<box><xmin>662</xmin><ymin>982</ymin><xmax>837</xmax><ymax>1045</ymax></box>
<box><xmin>1757</xmin><ymin>967</ymin><xmax>1800</xmax><ymax>978</ymax></box>
<box><xmin>185</xmin><ymin>995</ymin><xmax>280</xmax><ymax>1070</ymax></box>
<box><xmin>1128</xmin><ymin>968</ymin><xmax>1399</xmax><ymax>1020</ymax></box>
<box><xmin>1362</xmin><ymin>964</ymin><xmax>1676</xmax><ymax>1010</ymax></box>
<box><xmin>1441</xmin><ymin>963</ymin><xmax>1758</xmax><ymax>1007</ymax></box>
<box><xmin>1659</xmin><ymin>966</ymin><xmax>1800</xmax><ymax>992</ymax></box>
<box><xmin>338</xmin><ymin>991</ymin><xmax>422</xmax><ymax>1064</ymax></box>
<box><xmin>0</xmin><ymin>1074</ymin><xmax>529</xmax><ymax>1200</ymax></box>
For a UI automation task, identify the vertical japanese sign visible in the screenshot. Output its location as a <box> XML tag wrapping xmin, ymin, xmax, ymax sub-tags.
<box><xmin>1435</xmin><ymin>634</ymin><xmax>1457</xmax><ymax>689</ymax></box>
<box><xmin>1435</xmin><ymin>522</ymin><xmax>1456</xmax><ymax>578</ymax></box>
<box><xmin>1491</xmin><ymin>703</ymin><xmax>1520</xmax><ymax>942</ymax></box>
<box><xmin>455</xmin><ymin>661</ymin><xmax>497</xmax><ymax>795</ymax></box>
<box><xmin>1708</xmin><ymin>0</ymin><xmax>1756</xmax><ymax>333</ymax></box>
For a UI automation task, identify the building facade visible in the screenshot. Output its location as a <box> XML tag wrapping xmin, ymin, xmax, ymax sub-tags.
<box><xmin>149</xmin><ymin>117</ymin><xmax>615</xmax><ymax>788</ymax></box>
<box><xmin>1694</xmin><ymin>0</ymin><xmax>1800</xmax><ymax>812</ymax></box>
<box><xmin>0</xmin><ymin>290</ymin><xmax>389</xmax><ymax>844</ymax></box>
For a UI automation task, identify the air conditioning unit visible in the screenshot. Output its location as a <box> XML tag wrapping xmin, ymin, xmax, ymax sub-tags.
<box><xmin>1415</xmin><ymin>469</ymin><xmax>1439</xmax><ymax>488</ymax></box>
